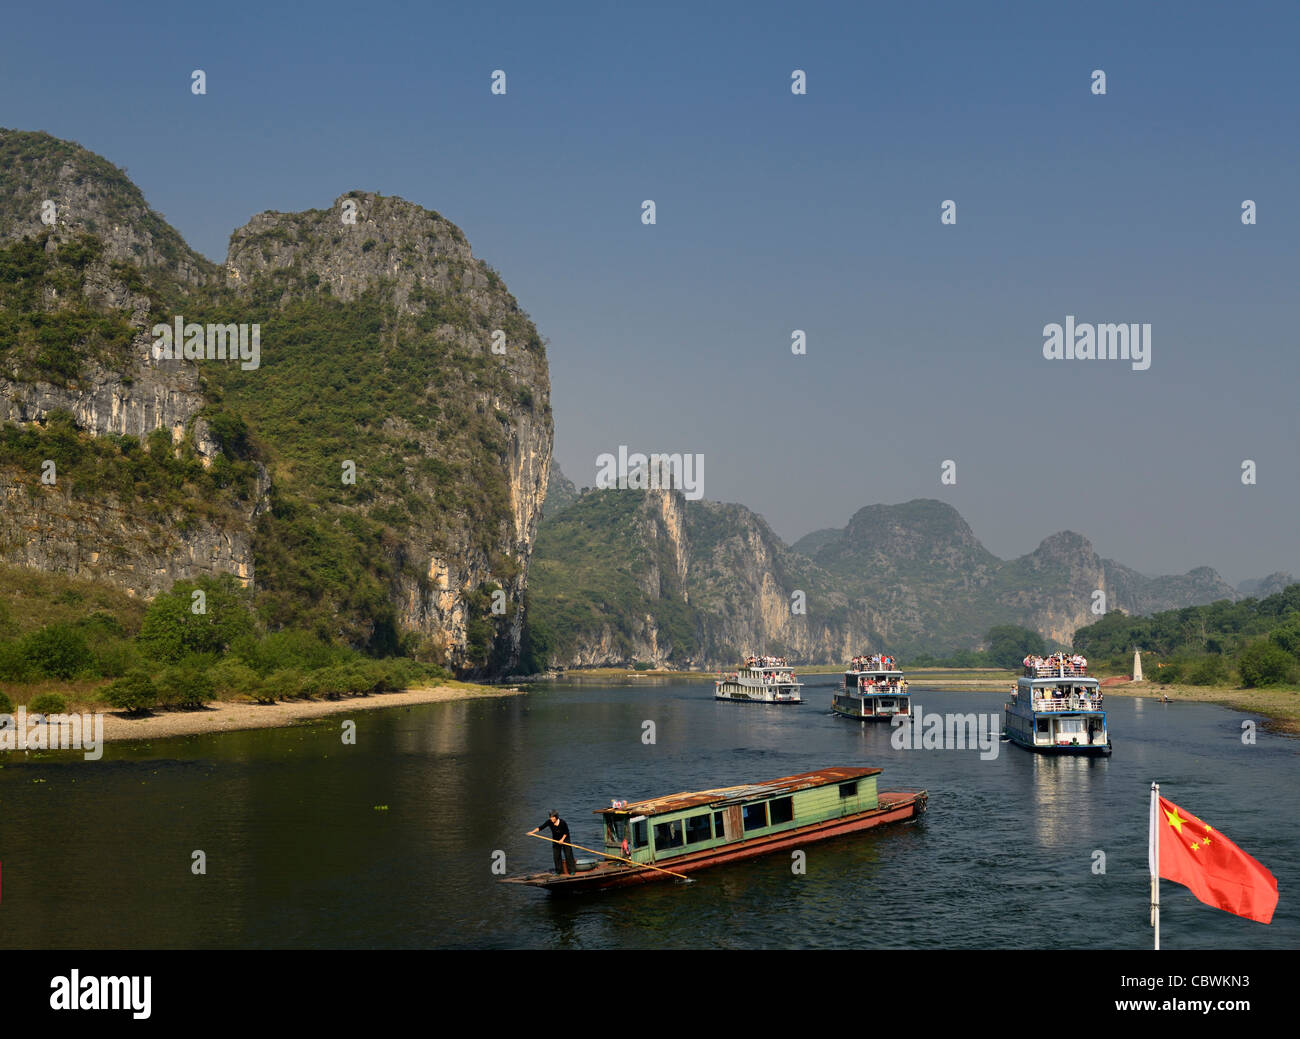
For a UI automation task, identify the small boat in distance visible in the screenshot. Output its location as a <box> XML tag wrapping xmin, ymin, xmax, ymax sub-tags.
<box><xmin>833</xmin><ymin>653</ymin><xmax>909</xmax><ymax>721</ymax></box>
<box><xmin>501</xmin><ymin>766</ymin><xmax>927</xmax><ymax>894</ymax></box>
<box><xmin>1004</xmin><ymin>653</ymin><xmax>1112</xmax><ymax>755</ymax></box>
<box><xmin>715</xmin><ymin>655</ymin><xmax>803</xmax><ymax>703</ymax></box>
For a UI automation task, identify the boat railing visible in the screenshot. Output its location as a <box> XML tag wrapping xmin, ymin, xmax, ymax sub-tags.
<box><xmin>718</xmin><ymin>672</ymin><xmax>801</xmax><ymax>686</ymax></box>
<box><xmin>1024</xmin><ymin>665</ymin><xmax>1088</xmax><ymax>678</ymax></box>
<box><xmin>1032</xmin><ymin>694</ymin><xmax>1103</xmax><ymax>712</ymax></box>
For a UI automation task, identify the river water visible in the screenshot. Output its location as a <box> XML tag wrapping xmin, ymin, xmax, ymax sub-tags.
<box><xmin>1</xmin><ymin>678</ymin><xmax>1295</xmax><ymax>949</ymax></box>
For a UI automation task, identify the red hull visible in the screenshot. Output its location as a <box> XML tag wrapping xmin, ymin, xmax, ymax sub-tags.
<box><xmin>503</xmin><ymin>790</ymin><xmax>927</xmax><ymax>894</ymax></box>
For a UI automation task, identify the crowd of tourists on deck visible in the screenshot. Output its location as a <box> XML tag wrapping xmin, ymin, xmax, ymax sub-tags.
<box><xmin>1032</xmin><ymin>684</ymin><xmax>1103</xmax><ymax>711</ymax></box>
<box><xmin>1023</xmin><ymin>652</ymin><xmax>1088</xmax><ymax>676</ymax></box>
<box><xmin>858</xmin><ymin>675</ymin><xmax>907</xmax><ymax>694</ymax></box>
<box><xmin>717</xmin><ymin>655</ymin><xmax>796</xmax><ymax>685</ymax></box>
<box><xmin>850</xmin><ymin>654</ymin><xmax>897</xmax><ymax>671</ymax></box>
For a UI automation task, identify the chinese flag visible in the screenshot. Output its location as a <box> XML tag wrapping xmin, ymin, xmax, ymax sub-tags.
<box><xmin>1149</xmin><ymin>792</ymin><xmax>1278</xmax><ymax>924</ymax></box>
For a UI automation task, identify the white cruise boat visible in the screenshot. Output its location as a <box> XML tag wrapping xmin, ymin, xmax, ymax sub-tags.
<box><xmin>833</xmin><ymin>653</ymin><xmax>910</xmax><ymax>721</ymax></box>
<box><xmin>1003</xmin><ymin>653</ymin><xmax>1111</xmax><ymax>755</ymax></box>
<box><xmin>715</xmin><ymin>655</ymin><xmax>803</xmax><ymax>704</ymax></box>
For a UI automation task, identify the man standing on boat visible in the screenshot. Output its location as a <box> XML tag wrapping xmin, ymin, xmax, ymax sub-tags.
<box><xmin>533</xmin><ymin>810</ymin><xmax>577</xmax><ymax>875</ymax></box>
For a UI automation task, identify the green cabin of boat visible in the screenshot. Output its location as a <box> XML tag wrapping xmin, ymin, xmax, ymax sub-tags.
<box><xmin>599</xmin><ymin>766</ymin><xmax>881</xmax><ymax>865</ymax></box>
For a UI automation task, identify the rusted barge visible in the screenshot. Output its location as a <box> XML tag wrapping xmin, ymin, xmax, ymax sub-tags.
<box><xmin>502</xmin><ymin>766</ymin><xmax>927</xmax><ymax>894</ymax></box>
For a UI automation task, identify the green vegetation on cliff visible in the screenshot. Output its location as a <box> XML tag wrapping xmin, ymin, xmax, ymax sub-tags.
<box><xmin>0</xmin><ymin>409</ymin><xmax>259</xmax><ymax>520</ymax></box>
<box><xmin>0</xmin><ymin>233</ymin><xmax>140</xmax><ymax>383</ymax></box>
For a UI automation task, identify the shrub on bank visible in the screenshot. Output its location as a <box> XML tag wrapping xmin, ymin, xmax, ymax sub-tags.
<box><xmin>209</xmin><ymin>660</ymin><xmax>262</xmax><ymax>700</ymax></box>
<box><xmin>156</xmin><ymin>666</ymin><xmax>216</xmax><ymax>708</ymax></box>
<box><xmin>1186</xmin><ymin>655</ymin><xmax>1229</xmax><ymax>686</ymax></box>
<box><xmin>346</xmin><ymin>659</ymin><xmax>390</xmax><ymax>694</ymax></box>
<box><xmin>104</xmin><ymin>669</ymin><xmax>157</xmax><ymax>714</ymax></box>
<box><xmin>1237</xmin><ymin>640</ymin><xmax>1296</xmax><ymax>688</ymax></box>
<box><xmin>260</xmin><ymin>669</ymin><xmax>301</xmax><ymax>702</ymax></box>
<box><xmin>382</xmin><ymin>658</ymin><xmax>417</xmax><ymax>690</ymax></box>
<box><xmin>29</xmin><ymin>692</ymin><xmax>68</xmax><ymax>714</ymax></box>
<box><xmin>297</xmin><ymin>668</ymin><xmax>329</xmax><ymax>699</ymax></box>
<box><xmin>0</xmin><ymin>689</ymin><xmax>13</xmax><ymax>713</ymax></box>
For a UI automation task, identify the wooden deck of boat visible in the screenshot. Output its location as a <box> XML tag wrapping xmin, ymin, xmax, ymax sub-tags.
<box><xmin>596</xmin><ymin>765</ymin><xmax>882</xmax><ymax>817</ymax></box>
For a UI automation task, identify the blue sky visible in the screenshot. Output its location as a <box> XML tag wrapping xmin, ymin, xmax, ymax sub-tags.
<box><xmin>3</xmin><ymin>0</ymin><xmax>1297</xmax><ymax>583</ymax></box>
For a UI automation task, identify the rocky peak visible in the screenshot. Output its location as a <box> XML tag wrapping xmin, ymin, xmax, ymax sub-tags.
<box><xmin>0</xmin><ymin>129</ymin><xmax>214</xmax><ymax>286</ymax></box>
<box><xmin>821</xmin><ymin>498</ymin><xmax>997</xmax><ymax>574</ymax></box>
<box><xmin>225</xmin><ymin>192</ymin><xmax>519</xmax><ymax>325</ymax></box>
<box><xmin>1024</xmin><ymin>531</ymin><xmax>1099</xmax><ymax>570</ymax></box>
<box><xmin>1239</xmin><ymin>572</ymin><xmax>1296</xmax><ymax>598</ymax></box>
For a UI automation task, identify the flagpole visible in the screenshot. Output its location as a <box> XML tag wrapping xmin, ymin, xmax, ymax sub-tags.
<box><xmin>1149</xmin><ymin>781</ymin><xmax>1160</xmax><ymax>950</ymax></box>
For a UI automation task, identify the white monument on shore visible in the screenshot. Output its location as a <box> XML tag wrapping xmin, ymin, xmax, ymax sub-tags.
<box><xmin>1133</xmin><ymin>649</ymin><xmax>1143</xmax><ymax>682</ymax></box>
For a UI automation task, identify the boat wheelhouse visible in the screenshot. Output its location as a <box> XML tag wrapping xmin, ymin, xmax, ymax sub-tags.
<box><xmin>833</xmin><ymin>653</ymin><xmax>910</xmax><ymax>721</ymax></box>
<box><xmin>502</xmin><ymin>766</ymin><xmax>927</xmax><ymax>894</ymax></box>
<box><xmin>1004</xmin><ymin>655</ymin><xmax>1111</xmax><ymax>755</ymax></box>
<box><xmin>715</xmin><ymin>655</ymin><xmax>803</xmax><ymax>704</ymax></box>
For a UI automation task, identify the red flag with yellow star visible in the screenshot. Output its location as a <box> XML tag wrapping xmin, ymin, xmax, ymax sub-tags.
<box><xmin>1151</xmin><ymin>794</ymin><xmax>1278</xmax><ymax>924</ymax></box>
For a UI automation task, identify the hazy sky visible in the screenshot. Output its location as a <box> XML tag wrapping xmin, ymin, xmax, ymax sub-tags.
<box><xmin>3</xmin><ymin>1</ymin><xmax>1296</xmax><ymax>583</ymax></box>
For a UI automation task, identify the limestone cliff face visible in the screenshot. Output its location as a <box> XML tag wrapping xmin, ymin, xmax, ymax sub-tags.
<box><xmin>0</xmin><ymin>131</ymin><xmax>216</xmax><ymax>442</ymax></box>
<box><xmin>998</xmin><ymin>532</ymin><xmax>1111</xmax><ymax>644</ymax></box>
<box><xmin>0</xmin><ymin>129</ymin><xmax>213</xmax><ymax>287</ymax></box>
<box><xmin>1001</xmin><ymin>532</ymin><xmax>1240</xmax><ymax>644</ymax></box>
<box><xmin>531</xmin><ymin>489</ymin><xmax>879</xmax><ymax>667</ymax></box>
<box><xmin>685</xmin><ymin>499</ymin><xmax>870</xmax><ymax>664</ymax></box>
<box><xmin>0</xmin><ymin>132</ymin><xmax>263</xmax><ymax>597</ymax></box>
<box><xmin>1</xmin><ymin>135</ymin><xmax>554</xmax><ymax>672</ymax></box>
<box><xmin>0</xmin><ymin>476</ymin><xmax>260</xmax><ymax>597</ymax></box>
<box><xmin>224</xmin><ymin>192</ymin><xmax>553</xmax><ymax>669</ymax></box>
<box><xmin>534</xmin><ymin>494</ymin><xmax>1247</xmax><ymax>665</ymax></box>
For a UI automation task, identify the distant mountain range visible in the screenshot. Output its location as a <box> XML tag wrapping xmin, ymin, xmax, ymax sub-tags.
<box><xmin>1237</xmin><ymin>573</ymin><xmax>1296</xmax><ymax>599</ymax></box>
<box><xmin>528</xmin><ymin>463</ymin><xmax>1271</xmax><ymax>668</ymax></box>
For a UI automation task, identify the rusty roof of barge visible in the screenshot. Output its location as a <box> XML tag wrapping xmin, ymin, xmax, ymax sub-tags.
<box><xmin>595</xmin><ymin>766</ymin><xmax>882</xmax><ymax>816</ymax></box>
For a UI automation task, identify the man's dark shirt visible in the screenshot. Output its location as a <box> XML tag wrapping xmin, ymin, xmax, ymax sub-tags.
<box><xmin>537</xmin><ymin>817</ymin><xmax>571</xmax><ymax>843</ymax></box>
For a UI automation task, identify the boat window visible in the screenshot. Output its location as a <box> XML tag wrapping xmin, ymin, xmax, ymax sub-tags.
<box><xmin>769</xmin><ymin>797</ymin><xmax>794</xmax><ymax>825</ymax></box>
<box><xmin>632</xmin><ymin>819</ymin><xmax>648</xmax><ymax>848</ymax></box>
<box><xmin>654</xmin><ymin>819</ymin><xmax>684</xmax><ymax>850</ymax></box>
<box><xmin>685</xmin><ymin>814</ymin><xmax>712</xmax><ymax>845</ymax></box>
<box><xmin>839</xmin><ymin>782</ymin><xmax>857</xmax><ymax>798</ymax></box>
<box><xmin>605</xmin><ymin>815</ymin><xmax>627</xmax><ymax>844</ymax></box>
<box><xmin>713</xmin><ymin>810</ymin><xmax>726</xmax><ymax>839</ymax></box>
<box><xmin>742</xmin><ymin>802</ymin><xmax>768</xmax><ymax>832</ymax></box>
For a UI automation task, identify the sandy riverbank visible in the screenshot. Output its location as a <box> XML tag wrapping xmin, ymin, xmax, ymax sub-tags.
<box><xmin>7</xmin><ymin>684</ymin><xmax>527</xmax><ymax>747</ymax></box>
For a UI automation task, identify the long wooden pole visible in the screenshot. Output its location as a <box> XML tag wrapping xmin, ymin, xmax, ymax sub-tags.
<box><xmin>527</xmin><ymin>831</ymin><xmax>690</xmax><ymax>881</ymax></box>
